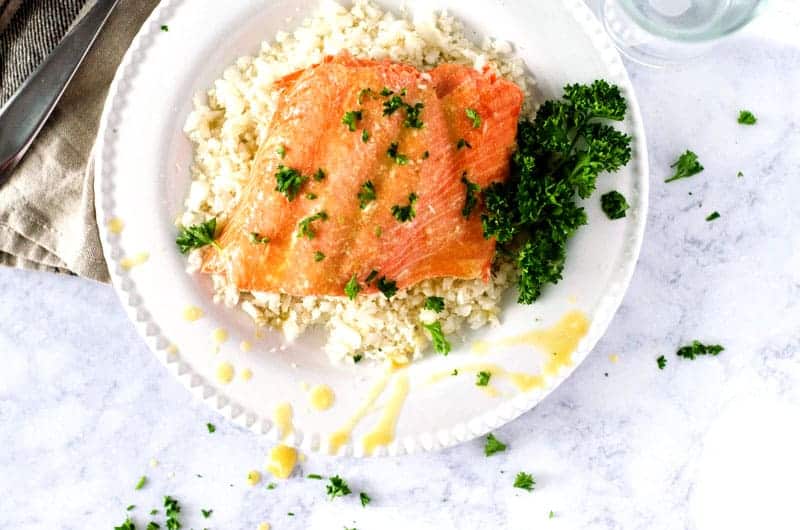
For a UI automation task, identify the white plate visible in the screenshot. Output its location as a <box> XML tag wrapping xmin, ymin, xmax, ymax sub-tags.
<box><xmin>95</xmin><ymin>0</ymin><xmax>648</xmax><ymax>457</ymax></box>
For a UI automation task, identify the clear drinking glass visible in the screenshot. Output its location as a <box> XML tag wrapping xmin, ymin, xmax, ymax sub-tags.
<box><xmin>600</xmin><ymin>0</ymin><xmax>768</xmax><ymax>67</ymax></box>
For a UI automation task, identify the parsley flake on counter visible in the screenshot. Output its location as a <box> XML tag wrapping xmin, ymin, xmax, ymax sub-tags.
<box><xmin>451</xmin><ymin>369</ymin><xmax>458</xmax><ymax>376</ymax></box>
<box><xmin>705</xmin><ymin>211</ymin><xmax>720</xmax><ymax>222</ymax></box>
<box><xmin>149</xmin><ymin>509</ymin><xmax>158</xmax><ymax>516</ymax></box>
<box><xmin>160</xmin><ymin>25</ymin><xmax>169</xmax><ymax>32</ymax></box>
<box><xmin>476</xmin><ymin>371</ymin><xmax>491</xmax><ymax>386</ymax></box>
<box><xmin>266</xmin><ymin>483</ymin><xmax>277</xmax><ymax>490</ymax></box>
<box><xmin>146</xmin><ymin>522</ymin><xmax>160</xmax><ymax>530</ymax></box>
<box><xmin>344</xmin><ymin>275</ymin><xmax>361</xmax><ymax>300</ymax></box>
<box><xmin>342</xmin><ymin>110</ymin><xmax>363</xmax><ymax>131</ymax></box>
<box><xmin>248</xmin><ymin>232</ymin><xmax>270</xmax><ymax>245</ymax></box>
<box><xmin>676</xmin><ymin>340</ymin><xmax>724</xmax><ymax>360</ymax></box>
<box><xmin>276</xmin><ymin>144</ymin><xmax>286</xmax><ymax>158</ymax></box>
<box><xmin>657</xmin><ymin>355</ymin><xmax>667</xmax><ymax>370</ymax></box>
<box><xmin>456</xmin><ymin>138</ymin><xmax>472</xmax><ymax>150</ymax></box>
<box><xmin>313</xmin><ymin>168</ymin><xmax>326</xmax><ymax>181</ymax></box>
<box><xmin>314</xmin><ymin>251</ymin><xmax>326</xmax><ymax>262</ymax></box>
<box><xmin>484</xmin><ymin>433</ymin><xmax>507</xmax><ymax>456</ymax></box>
<box><xmin>164</xmin><ymin>495</ymin><xmax>181</xmax><ymax>530</ymax></box>
<box><xmin>297</xmin><ymin>211</ymin><xmax>329</xmax><ymax>239</ymax></box>
<box><xmin>176</xmin><ymin>218</ymin><xmax>219</xmax><ymax>254</ymax></box>
<box><xmin>206</xmin><ymin>423</ymin><xmax>216</xmax><ymax>433</ymax></box>
<box><xmin>424</xmin><ymin>296</ymin><xmax>445</xmax><ymax>312</ymax></box>
<box><xmin>114</xmin><ymin>518</ymin><xmax>136</xmax><ymax>530</ymax></box>
<box><xmin>387</xmin><ymin>142</ymin><xmax>409</xmax><ymax>165</ymax></box>
<box><xmin>353</xmin><ymin>354</ymin><xmax>363</xmax><ymax>363</ymax></box>
<box><xmin>461</xmin><ymin>174</ymin><xmax>480</xmax><ymax>218</ymax></box>
<box><xmin>737</xmin><ymin>171</ymin><xmax>744</xmax><ymax>178</ymax></box>
<box><xmin>466</xmin><ymin>108</ymin><xmax>481</xmax><ymax>128</ymax></box>
<box><xmin>549</xmin><ymin>510</ymin><xmax>555</xmax><ymax>519</ymax></box>
<box><xmin>376</xmin><ymin>276</ymin><xmax>397</xmax><ymax>299</ymax></box>
<box><xmin>358</xmin><ymin>181</ymin><xmax>377</xmax><ymax>209</ymax></box>
<box><xmin>391</xmin><ymin>192</ymin><xmax>418</xmax><ymax>222</ymax></box>
<box><xmin>422</xmin><ymin>321</ymin><xmax>451</xmax><ymax>355</ymax></box>
<box><xmin>275</xmin><ymin>165</ymin><xmax>307</xmax><ymax>200</ymax></box>
<box><xmin>362</xmin><ymin>129</ymin><xmax>370</xmax><ymax>143</ymax></box>
<box><xmin>360</xmin><ymin>492</ymin><xmax>371</xmax><ymax>507</ymax></box>
<box><xmin>514</xmin><ymin>472</ymin><xmax>536</xmax><ymax>491</ymax></box>
<box><xmin>665</xmin><ymin>150</ymin><xmax>704</xmax><ymax>183</ymax></box>
<box><xmin>307</xmin><ymin>474</ymin><xmax>324</xmax><ymax>480</ymax></box>
<box><xmin>126</xmin><ymin>505</ymin><xmax>136</xmax><ymax>511</ymax></box>
<box><xmin>601</xmin><ymin>190</ymin><xmax>629</xmax><ymax>220</ymax></box>
<box><xmin>326</xmin><ymin>475</ymin><xmax>352</xmax><ymax>500</ymax></box>
<box><xmin>201</xmin><ymin>509</ymin><xmax>213</xmax><ymax>518</ymax></box>
<box><xmin>737</xmin><ymin>110</ymin><xmax>757</xmax><ymax>125</ymax></box>
<box><xmin>135</xmin><ymin>476</ymin><xmax>147</xmax><ymax>490</ymax></box>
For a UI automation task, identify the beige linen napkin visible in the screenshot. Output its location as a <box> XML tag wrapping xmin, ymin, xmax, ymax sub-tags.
<box><xmin>0</xmin><ymin>0</ymin><xmax>158</xmax><ymax>282</ymax></box>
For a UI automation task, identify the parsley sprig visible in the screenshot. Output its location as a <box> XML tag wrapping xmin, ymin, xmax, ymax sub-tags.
<box><xmin>326</xmin><ymin>475</ymin><xmax>352</xmax><ymax>500</ymax></box>
<box><xmin>665</xmin><ymin>151</ymin><xmax>704</xmax><ymax>183</ymax></box>
<box><xmin>176</xmin><ymin>218</ymin><xmax>220</xmax><ymax>254</ymax></box>
<box><xmin>422</xmin><ymin>321</ymin><xmax>451</xmax><ymax>355</ymax></box>
<box><xmin>676</xmin><ymin>340</ymin><xmax>724</xmax><ymax>360</ymax></box>
<box><xmin>275</xmin><ymin>165</ymin><xmax>307</xmax><ymax>200</ymax></box>
<box><xmin>484</xmin><ymin>433</ymin><xmax>507</xmax><ymax>456</ymax></box>
<box><xmin>297</xmin><ymin>211</ymin><xmax>329</xmax><ymax>239</ymax></box>
<box><xmin>514</xmin><ymin>472</ymin><xmax>535</xmax><ymax>491</ymax></box>
<box><xmin>391</xmin><ymin>193</ymin><xmax>418</xmax><ymax>222</ymax></box>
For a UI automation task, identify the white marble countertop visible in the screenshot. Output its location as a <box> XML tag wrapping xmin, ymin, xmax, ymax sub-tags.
<box><xmin>1</xmin><ymin>3</ymin><xmax>799</xmax><ymax>529</ymax></box>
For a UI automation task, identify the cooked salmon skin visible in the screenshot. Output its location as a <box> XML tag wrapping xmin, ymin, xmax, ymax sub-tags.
<box><xmin>202</xmin><ymin>54</ymin><xmax>524</xmax><ymax>296</ymax></box>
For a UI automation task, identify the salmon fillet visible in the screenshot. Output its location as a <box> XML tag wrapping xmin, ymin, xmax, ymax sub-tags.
<box><xmin>202</xmin><ymin>54</ymin><xmax>523</xmax><ymax>296</ymax></box>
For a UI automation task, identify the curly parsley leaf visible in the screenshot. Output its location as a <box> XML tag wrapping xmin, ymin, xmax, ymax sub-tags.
<box><xmin>484</xmin><ymin>433</ymin><xmax>507</xmax><ymax>456</ymax></box>
<box><xmin>275</xmin><ymin>165</ymin><xmax>307</xmax><ymax>200</ymax></box>
<box><xmin>387</xmin><ymin>142</ymin><xmax>409</xmax><ymax>165</ymax></box>
<box><xmin>676</xmin><ymin>340</ymin><xmax>724</xmax><ymax>360</ymax></box>
<box><xmin>461</xmin><ymin>174</ymin><xmax>481</xmax><ymax>219</ymax></box>
<box><xmin>513</xmin><ymin>472</ymin><xmax>536</xmax><ymax>492</ymax></box>
<box><xmin>391</xmin><ymin>193</ymin><xmax>418</xmax><ymax>222</ymax></box>
<box><xmin>114</xmin><ymin>518</ymin><xmax>136</xmax><ymax>530</ymax></box>
<box><xmin>326</xmin><ymin>475</ymin><xmax>352</xmax><ymax>500</ymax></box>
<box><xmin>164</xmin><ymin>495</ymin><xmax>181</xmax><ymax>530</ymax></box>
<box><xmin>665</xmin><ymin>151</ymin><xmax>704</xmax><ymax>183</ymax></box>
<box><xmin>424</xmin><ymin>296</ymin><xmax>445</xmax><ymax>312</ymax></box>
<box><xmin>342</xmin><ymin>110</ymin><xmax>363</xmax><ymax>132</ymax></box>
<box><xmin>466</xmin><ymin>108</ymin><xmax>482</xmax><ymax>129</ymax></box>
<box><xmin>422</xmin><ymin>321</ymin><xmax>451</xmax><ymax>355</ymax></box>
<box><xmin>176</xmin><ymin>218</ymin><xmax>219</xmax><ymax>254</ymax></box>
<box><xmin>206</xmin><ymin>423</ymin><xmax>216</xmax><ymax>433</ymax></box>
<box><xmin>358</xmin><ymin>181</ymin><xmax>377</xmax><ymax>209</ymax></box>
<box><xmin>656</xmin><ymin>355</ymin><xmax>667</xmax><ymax>370</ymax></box>
<box><xmin>601</xmin><ymin>190</ymin><xmax>629</xmax><ymax>220</ymax></box>
<box><xmin>403</xmin><ymin>102</ymin><xmax>425</xmax><ymax>129</ymax></box>
<box><xmin>737</xmin><ymin>110</ymin><xmax>757</xmax><ymax>125</ymax></box>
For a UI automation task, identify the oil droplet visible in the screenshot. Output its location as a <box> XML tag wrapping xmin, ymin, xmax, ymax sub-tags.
<box><xmin>567</xmin><ymin>294</ymin><xmax>578</xmax><ymax>304</ymax></box>
<box><xmin>240</xmin><ymin>340</ymin><xmax>252</xmax><ymax>352</ymax></box>
<box><xmin>257</xmin><ymin>523</ymin><xmax>270</xmax><ymax>530</ymax></box>
<box><xmin>479</xmin><ymin>384</ymin><xmax>501</xmax><ymax>398</ymax></box>
<box><xmin>298</xmin><ymin>452</ymin><xmax>306</xmax><ymax>463</ymax></box>
<box><xmin>362</xmin><ymin>373</ymin><xmax>410</xmax><ymax>455</ymax></box>
<box><xmin>149</xmin><ymin>458</ymin><xmax>159</xmax><ymax>468</ymax></box>
<box><xmin>120</xmin><ymin>252</ymin><xmax>149</xmax><ymax>270</ymax></box>
<box><xmin>241</xmin><ymin>368</ymin><xmax>253</xmax><ymax>381</ymax></box>
<box><xmin>609</xmin><ymin>354</ymin><xmax>619</xmax><ymax>364</ymax></box>
<box><xmin>299</xmin><ymin>381</ymin><xmax>309</xmax><ymax>391</ymax></box>
<box><xmin>212</xmin><ymin>328</ymin><xmax>228</xmax><ymax>345</ymax></box>
<box><xmin>309</xmin><ymin>384</ymin><xmax>335</xmax><ymax>411</ymax></box>
<box><xmin>183</xmin><ymin>305</ymin><xmax>203</xmax><ymax>322</ymax></box>
<box><xmin>266</xmin><ymin>444</ymin><xmax>297</xmax><ymax>479</ymax></box>
<box><xmin>165</xmin><ymin>344</ymin><xmax>178</xmax><ymax>355</ymax></box>
<box><xmin>273</xmin><ymin>402</ymin><xmax>293</xmax><ymax>440</ymax></box>
<box><xmin>247</xmin><ymin>470</ymin><xmax>262</xmax><ymax>486</ymax></box>
<box><xmin>471</xmin><ymin>340</ymin><xmax>490</xmax><ymax>355</ymax></box>
<box><xmin>107</xmin><ymin>217</ymin><xmax>125</xmax><ymax>234</ymax></box>
<box><xmin>216</xmin><ymin>362</ymin><xmax>234</xmax><ymax>384</ymax></box>
<box><xmin>328</xmin><ymin>370</ymin><xmax>393</xmax><ymax>455</ymax></box>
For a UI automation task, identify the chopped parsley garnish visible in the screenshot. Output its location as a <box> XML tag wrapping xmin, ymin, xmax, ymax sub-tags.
<box><xmin>150</xmin><ymin>509</ymin><xmax>158</xmax><ymax>516</ymax></box>
<box><xmin>297</xmin><ymin>211</ymin><xmax>329</xmax><ymax>239</ymax></box>
<box><xmin>160</xmin><ymin>25</ymin><xmax>169</xmax><ymax>32</ymax></box>
<box><xmin>676</xmin><ymin>340</ymin><xmax>724</xmax><ymax>360</ymax></box>
<box><xmin>313</xmin><ymin>168</ymin><xmax>326</xmax><ymax>181</ymax></box>
<box><xmin>287</xmin><ymin>512</ymin><xmax>295</xmax><ymax>516</ymax></box>
<box><xmin>737</xmin><ymin>110</ymin><xmax>757</xmax><ymax>125</ymax></box>
<box><xmin>600</xmin><ymin>190</ymin><xmax>629</xmax><ymax>219</ymax></box>
<box><xmin>307</xmin><ymin>474</ymin><xmax>324</xmax><ymax>480</ymax></box>
<box><xmin>248</xmin><ymin>232</ymin><xmax>270</xmax><ymax>244</ymax></box>
<box><xmin>126</xmin><ymin>505</ymin><xmax>136</xmax><ymax>511</ymax></box>
<box><xmin>656</xmin><ymin>355</ymin><xmax>667</xmax><ymax>370</ymax></box>
<box><xmin>400</xmin><ymin>88</ymin><xmax>407</xmax><ymax>96</ymax></box>
<box><xmin>275</xmin><ymin>165</ymin><xmax>307</xmax><ymax>200</ymax></box>
<box><xmin>484</xmin><ymin>433</ymin><xmax>507</xmax><ymax>456</ymax></box>
<box><xmin>705</xmin><ymin>211</ymin><xmax>720</xmax><ymax>222</ymax></box>
<box><xmin>451</xmin><ymin>369</ymin><xmax>458</xmax><ymax>376</ymax></box>
<box><xmin>376</xmin><ymin>276</ymin><xmax>397</xmax><ymax>299</ymax></box>
<box><xmin>201</xmin><ymin>509</ymin><xmax>213</xmax><ymax>518</ymax></box>
<box><xmin>403</xmin><ymin>102</ymin><xmax>425</xmax><ymax>128</ymax></box>
<box><xmin>380</xmin><ymin>87</ymin><xmax>394</xmax><ymax>97</ymax></box>
<box><xmin>374</xmin><ymin>226</ymin><xmax>382</xmax><ymax>237</ymax></box>
<box><xmin>362</xmin><ymin>129</ymin><xmax>370</xmax><ymax>143</ymax></box>
<box><xmin>549</xmin><ymin>511</ymin><xmax>555</xmax><ymax>519</ymax></box>
<box><xmin>382</xmin><ymin>92</ymin><xmax>424</xmax><ymax>127</ymax></box>
<box><xmin>360</xmin><ymin>492</ymin><xmax>371</xmax><ymax>507</ymax></box>
<box><xmin>391</xmin><ymin>192</ymin><xmax>418</xmax><ymax>222</ymax></box>
<box><xmin>176</xmin><ymin>218</ymin><xmax>219</xmax><ymax>254</ymax></box>
<box><xmin>266</xmin><ymin>483</ymin><xmax>277</xmax><ymax>490</ymax></box>
<box><xmin>364</xmin><ymin>269</ymin><xmax>378</xmax><ymax>284</ymax></box>
<box><xmin>665</xmin><ymin>150</ymin><xmax>704</xmax><ymax>183</ymax></box>
<box><xmin>466</xmin><ymin>108</ymin><xmax>482</xmax><ymax>128</ymax></box>
<box><xmin>358</xmin><ymin>181</ymin><xmax>377</xmax><ymax>209</ymax></box>
<box><xmin>386</xmin><ymin>142</ymin><xmax>409</xmax><ymax>165</ymax></box>
<box><xmin>164</xmin><ymin>495</ymin><xmax>181</xmax><ymax>530</ymax></box>
<box><xmin>114</xmin><ymin>518</ymin><xmax>136</xmax><ymax>530</ymax></box>
<box><xmin>314</xmin><ymin>251</ymin><xmax>325</xmax><ymax>262</ymax></box>
<box><xmin>353</xmin><ymin>354</ymin><xmax>363</xmax><ymax>363</ymax></box>
<box><xmin>358</xmin><ymin>88</ymin><xmax>375</xmax><ymax>104</ymax></box>
<box><xmin>135</xmin><ymin>476</ymin><xmax>147</xmax><ymax>490</ymax></box>
<box><xmin>480</xmin><ymin>80</ymin><xmax>632</xmax><ymax>304</ymax></box>
<box><xmin>736</xmin><ymin>170</ymin><xmax>744</xmax><ymax>177</ymax></box>
<box><xmin>146</xmin><ymin>522</ymin><xmax>160</xmax><ymax>530</ymax></box>
<box><xmin>206</xmin><ymin>423</ymin><xmax>216</xmax><ymax>433</ymax></box>
<box><xmin>423</xmin><ymin>321</ymin><xmax>451</xmax><ymax>355</ymax></box>
<box><xmin>342</xmin><ymin>110</ymin><xmax>363</xmax><ymax>132</ymax></box>
<box><xmin>514</xmin><ymin>472</ymin><xmax>535</xmax><ymax>491</ymax></box>
<box><xmin>326</xmin><ymin>475</ymin><xmax>352</xmax><ymax>500</ymax></box>
<box><xmin>276</xmin><ymin>145</ymin><xmax>286</xmax><ymax>158</ymax></box>
<box><xmin>461</xmin><ymin>174</ymin><xmax>480</xmax><ymax>218</ymax></box>
<box><xmin>424</xmin><ymin>296</ymin><xmax>445</xmax><ymax>312</ymax></box>
<box><xmin>344</xmin><ymin>274</ymin><xmax>361</xmax><ymax>300</ymax></box>
<box><xmin>383</xmin><ymin>95</ymin><xmax>404</xmax><ymax>116</ymax></box>
<box><xmin>306</xmin><ymin>192</ymin><xmax>318</xmax><ymax>200</ymax></box>
<box><xmin>476</xmin><ymin>371</ymin><xmax>491</xmax><ymax>386</ymax></box>
<box><xmin>422</xmin><ymin>150</ymin><xmax>430</xmax><ymax>159</ymax></box>
<box><xmin>456</xmin><ymin>138</ymin><xmax>472</xmax><ymax>150</ymax></box>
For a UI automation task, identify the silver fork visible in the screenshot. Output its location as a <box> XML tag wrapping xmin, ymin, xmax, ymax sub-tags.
<box><xmin>0</xmin><ymin>0</ymin><xmax>120</xmax><ymax>183</ymax></box>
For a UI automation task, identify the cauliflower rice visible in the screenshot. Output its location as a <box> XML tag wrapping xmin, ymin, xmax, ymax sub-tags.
<box><xmin>181</xmin><ymin>0</ymin><xmax>535</xmax><ymax>364</ymax></box>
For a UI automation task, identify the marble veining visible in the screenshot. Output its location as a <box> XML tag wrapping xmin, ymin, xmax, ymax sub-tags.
<box><xmin>1</xmin><ymin>3</ymin><xmax>799</xmax><ymax>529</ymax></box>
